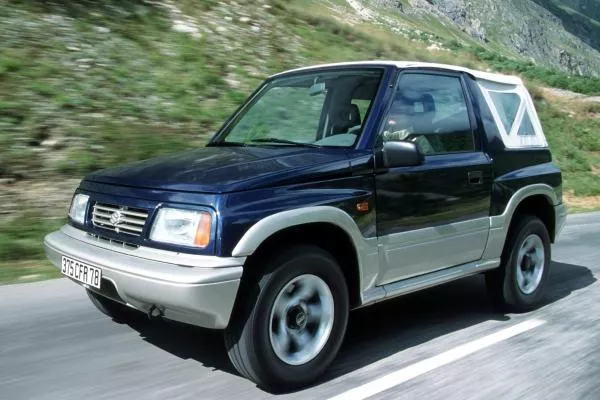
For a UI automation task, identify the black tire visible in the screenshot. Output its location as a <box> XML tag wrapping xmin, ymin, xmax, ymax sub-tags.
<box><xmin>224</xmin><ymin>245</ymin><xmax>349</xmax><ymax>392</ymax></box>
<box><xmin>486</xmin><ymin>215</ymin><xmax>551</xmax><ymax>312</ymax></box>
<box><xmin>87</xmin><ymin>289</ymin><xmax>133</xmax><ymax>322</ymax></box>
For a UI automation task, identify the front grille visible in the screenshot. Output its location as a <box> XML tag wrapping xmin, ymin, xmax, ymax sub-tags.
<box><xmin>87</xmin><ymin>233</ymin><xmax>139</xmax><ymax>249</ymax></box>
<box><xmin>92</xmin><ymin>202</ymin><xmax>149</xmax><ymax>237</ymax></box>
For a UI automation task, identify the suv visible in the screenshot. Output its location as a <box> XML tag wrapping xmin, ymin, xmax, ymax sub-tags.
<box><xmin>45</xmin><ymin>61</ymin><xmax>567</xmax><ymax>390</ymax></box>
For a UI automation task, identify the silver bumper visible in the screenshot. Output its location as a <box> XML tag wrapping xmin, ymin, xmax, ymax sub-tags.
<box><xmin>44</xmin><ymin>225</ymin><xmax>245</xmax><ymax>329</ymax></box>
<box><xmin>555</xmin><ymin>202</ymin><xmax>568</xmax><ymax>240</ymax></box>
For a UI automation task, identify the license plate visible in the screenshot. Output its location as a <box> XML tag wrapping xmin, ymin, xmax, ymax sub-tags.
<box><xmin>61</xmin><ymin>256</ymin><xmax>102</xmax><ymax>289</ymax></box>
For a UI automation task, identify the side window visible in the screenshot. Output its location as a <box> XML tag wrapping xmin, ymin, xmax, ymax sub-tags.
<box><xmin>518</xmin><ymin>112</ymin><xmax>536</xmax><ymax>136</ymax></box>
<box><xmin>488</xmin><ymin>92</ymin><xmax>520</xmax><ymax>133</ymax></box>
<box><xmin>383</xmin><ymin>73</ymin><xmax>474</xmax><ymax>155</ymax></box>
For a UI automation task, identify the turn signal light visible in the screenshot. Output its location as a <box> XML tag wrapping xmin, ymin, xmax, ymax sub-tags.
<box><xmin>195</xmin><ymin>213</ymin><xmax>212</xmax><ymax>247</ymax></box>
<box><xmin>356</xmin><ymin>201</ymin><xmax>369</xmax><ymax>212</ymax></box>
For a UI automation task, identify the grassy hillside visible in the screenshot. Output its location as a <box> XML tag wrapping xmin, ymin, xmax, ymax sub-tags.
<box><xmin>1</xmin><ymin>0</ymin><xmax>599</xmax><ymax>282</ymax></box>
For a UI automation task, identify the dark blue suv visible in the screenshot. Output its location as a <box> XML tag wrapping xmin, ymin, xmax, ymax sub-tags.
<box><xmin>45</xmin><ymin>61</ymin><xmax>567</xmax><ymax>390</ymax></box>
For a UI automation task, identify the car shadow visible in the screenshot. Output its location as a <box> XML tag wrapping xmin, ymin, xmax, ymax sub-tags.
<box><xmin>322</xmin><ymin>261</ymin><xmax>596</xmax><ymax>384</ymax></box>
<box><xmin>122</xmin><ymin>261</ymin><xmax>596</xmax><ymax>391</ymax></box>
<box><xmin>123</xmin><ymin>313</ymin><xmax>238</xmax><ymax>375</ymax></box>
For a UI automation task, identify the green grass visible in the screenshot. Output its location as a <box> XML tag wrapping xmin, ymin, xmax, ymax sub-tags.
<box><xmin>0</xmin><ymin>211</ymin><xmax>65</xmax><ymax>284</ymax></box>
<box><xmin>535</xmin><ymin>97</ymin><xmax>600</xmax><ymax>196</ymax></box>
<box><xmin>472</xmin><ymin>47</ymin><xmax>600</xmax><ymax>95</ymax></box>
<box><xmin>0</xmin><ymin>260</ymin><xmax>61</xmax><ymax>285</ymax></box>
<box><xmin>0</xmin><ymin>214</ymin><xmax>64</xmax><ymax>262</ymax></box>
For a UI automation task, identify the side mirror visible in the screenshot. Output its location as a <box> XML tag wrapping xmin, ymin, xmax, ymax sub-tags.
<box><xmin>382</xmin><ymin>141</ymin><xmax>424</xmax><ymax>168</ymax></box>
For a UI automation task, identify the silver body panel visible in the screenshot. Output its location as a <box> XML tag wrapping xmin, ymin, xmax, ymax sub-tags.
<box><xmin>361</xmin><ymin>258</ymin><xmax>500</xmax><ymax>305</ymax></box>
<box><xmin>44</xmin><ymin>226</ymin><xmax>244</xmax><ymax>329</ymax></box>
<box><xmin>377</xmin><ymin>217</ymin><xmax>490</xmax><ymax>285</ymax></box>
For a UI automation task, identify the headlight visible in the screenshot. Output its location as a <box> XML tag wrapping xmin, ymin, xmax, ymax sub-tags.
<box><xmin>150</xmin><ymin>208</ymin><xmax>212</xmax><ymax>248</ymax></box>
<box><xmin>68</xmin><ymin>194</ymin><xmax>90</xmax><ymax>225</ymax></box>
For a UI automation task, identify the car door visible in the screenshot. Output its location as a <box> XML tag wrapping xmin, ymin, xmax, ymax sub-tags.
<box><xmin>375</xmin><ymin>70</ymin><xmax>492</xmax><ymax>285</ymax></box>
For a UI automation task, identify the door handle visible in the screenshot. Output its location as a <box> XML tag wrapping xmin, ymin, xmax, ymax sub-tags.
<box><xmin>468</xmin><ymin>171</ymin><xmax>483</xmax><ymax>185</ymax></box>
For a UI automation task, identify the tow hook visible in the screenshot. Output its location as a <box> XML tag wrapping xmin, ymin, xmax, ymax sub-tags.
<box><xmin>148</xmin><ymin>305</ymin><xmax>164</xmax><ymax>320</ymax></box>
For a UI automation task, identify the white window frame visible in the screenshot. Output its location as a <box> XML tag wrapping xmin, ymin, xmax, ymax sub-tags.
<box><xmin>477</xmin><ymin>79</ymin><xmax>548</xmax><ymax>148</ymax></box>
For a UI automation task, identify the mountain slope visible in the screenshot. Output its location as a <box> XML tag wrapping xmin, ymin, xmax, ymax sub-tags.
<box><xmin>533</xmin><ymin>0</ymin><xmax>600</xmax><ymax>54</ymax></box>
<box><xmin>369</xmin><ymin>0</ymin><xmax>600</xmax><ymax>76</ymax></box>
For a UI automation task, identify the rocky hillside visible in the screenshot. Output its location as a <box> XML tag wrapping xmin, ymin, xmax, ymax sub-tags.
<box><xmin>369</xmin><ymin>0</ymin><xmax>600</xmax><ymax>76</ymax></box>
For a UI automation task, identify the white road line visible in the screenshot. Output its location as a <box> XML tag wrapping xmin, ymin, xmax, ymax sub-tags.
<box><xmin>328</xmin><ymin>319</ymin><xmax>546</xmax><ymax>400</ymax></box>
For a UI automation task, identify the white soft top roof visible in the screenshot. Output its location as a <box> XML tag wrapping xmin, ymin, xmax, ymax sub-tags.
<box><xmin>271</xmin><ymin>61</ymin><xmax>523</xmax><ymax>85</ymax></box>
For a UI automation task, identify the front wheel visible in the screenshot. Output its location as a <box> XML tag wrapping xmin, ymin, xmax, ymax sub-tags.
<box><xmin>486</xmin><ymin>215</ymin><xmax>551</xmax><ymax>312</ymax></box>
<box><xmin>224</xmin><ymin>245</ymin><xmax>349</xmax><ymax>391</ymax></box>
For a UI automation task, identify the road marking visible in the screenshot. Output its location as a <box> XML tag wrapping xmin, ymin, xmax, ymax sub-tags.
<box><xmin>328</xmin><ymin>319</ymin><xmax>546</xmax><ymax>400</ymax></box>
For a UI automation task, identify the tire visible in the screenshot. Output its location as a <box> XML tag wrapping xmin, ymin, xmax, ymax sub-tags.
<box><xmin>87</xmin><ymin>289</ymin><xmax>133</xmax><ymax>322</ymax></box>
<box><xmin>485</xmin><ymin>215</ymin><xmax>551</xmax><ymax>312</ymax></box>
<box><xmin>224</xmin><ymin>245</ymin><xmax>349</xmax><ymax>391</ymax></box>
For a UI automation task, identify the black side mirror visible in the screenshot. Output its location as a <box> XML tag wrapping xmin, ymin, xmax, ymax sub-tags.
<box><xmin>382</xmin><ymin>141</ymin><xmax>424</xmax><ymax>168</ymax></box>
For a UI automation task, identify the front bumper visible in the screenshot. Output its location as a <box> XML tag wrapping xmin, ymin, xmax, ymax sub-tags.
<box><xmin>44</xmin><ymin>225</ymin><xmax>245</xmax><ymax>329</ymax></box>
<box><xmin>555</xmin><ymin>202</ymin><xmax>568</xmax><ymax>240</ymax></box>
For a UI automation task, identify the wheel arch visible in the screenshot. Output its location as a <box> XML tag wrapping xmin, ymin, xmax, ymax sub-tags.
<box><xmin>510</xmin><ymin>194</ymin><xmax>556</xmax><ymax>242</ymax></box>
<box><xmin>232</xmin><ymin>206</ymin><xmax>378</xmax><ymax>308</ymax></box>
<box><xmin>484</xmin><ymin>184</ymin><xmax>560</xmax><ymax>260</ymax></box>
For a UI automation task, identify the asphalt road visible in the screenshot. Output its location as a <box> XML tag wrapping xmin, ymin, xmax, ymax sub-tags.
<box><xmin>1</xmin><ymin>213</ymin><xmax>599</xmax><ymax>400</ymax></box>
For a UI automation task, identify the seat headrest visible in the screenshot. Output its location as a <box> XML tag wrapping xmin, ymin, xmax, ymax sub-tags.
<box><xmin>336</xmin><ymin>104</ymin><xmax>361</xmax><ymax>126</ymax></box>
<box><xmin>393</xmin><ymin>93</ymin><xmax>436</xmax><ymax>115</ymax></box>
<box><xmin>418</xmin><ymin>93</ymin><xmax>436</xmax><ymax>114</ymax></box>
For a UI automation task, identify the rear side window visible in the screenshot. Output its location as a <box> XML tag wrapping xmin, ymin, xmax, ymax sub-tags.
<box><xmin>518</xmin><ymin>112</ymin><xmax>536</xmax><ymax>136</ymax></box>
<box><xmin>489</xmin><ymin>92</ymin><xmax>520</xmax><ymax>133</ymax></box>
<box><xmin>477</xmin><ymin>80</ymin><xmax>547</xmax><ymax>148</ymax></box>
<box><xmin>382</xmin><ymin>73</ymin><xmax>474</xmax><ymax>155</ymax></box>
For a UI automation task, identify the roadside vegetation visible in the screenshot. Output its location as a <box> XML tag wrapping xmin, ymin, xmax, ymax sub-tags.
<box><xmin>1</xmin><ymin>0</ymin><xmax>599</xmax><ymax>282</ymax></box>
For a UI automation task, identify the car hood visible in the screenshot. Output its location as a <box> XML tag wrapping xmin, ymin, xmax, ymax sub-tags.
<box><xmin>85</xmin><ymin>146</ymin><xmax>353</xmax><ymax>193</ymax></box>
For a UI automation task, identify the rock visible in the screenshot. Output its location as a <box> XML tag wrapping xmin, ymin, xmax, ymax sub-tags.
<box><xmin>225</xmin><ymin>74</ymin><xmax>241</xmax><ymax>88</ymax></box>
<box><xmin>0</xmin><ymin>178</ymin><xmax>16</xmax><ymax>185</ymax></box>
<box><xmin>94</xmin><ymin>26</ymin><xmax>111</xmax><ymax>34</ymax></box>
<box><xmin>40</xmin><ymin>138</ymin><xmax>65</xmax><ymax>149</ymax></box>
<box><xmin>66</xmin><ymin>46</ymin><xmax>80</xmax><ymax>51</ymax></box>
<box><xmin>559</xmin><ymin>50</ymin><xmax>583</xmax><ymax>75</ymax></box>
<box><xmin>83</xmin><ymin>113</ymin><xmax>106</xmax><ymax>119</ymax></box>
<box><xmin>172</xmin><ymin>19</ymin><xmax>202</xmax><ymax>38</ymax></box>
<box><xmin>239</xmin><ymin>16</ymin><xmax>251</xmax><ymax>23</ymax></box>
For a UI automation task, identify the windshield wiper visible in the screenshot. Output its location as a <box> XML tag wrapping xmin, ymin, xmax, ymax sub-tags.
<box><xmin>208</xmin><ymin>141</ymin><xmax>247</xmax><ymax>147</ymax></box>
<box><xmin>250</xmin><ymin>137</ymin><xmax>321</xmax><ymax>148</ymax></box>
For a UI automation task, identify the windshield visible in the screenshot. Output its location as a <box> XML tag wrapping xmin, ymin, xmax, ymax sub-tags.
<box><xmin>214</xmin><ymin>68</ymin><xmax>384</xmax><ymax>147</ymax></box>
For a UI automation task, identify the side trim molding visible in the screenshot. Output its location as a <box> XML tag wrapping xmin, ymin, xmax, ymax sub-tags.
<box><xmin>360</xmin><ymin>258</ymin><xmax>500</xmax><ymax>307</ymax></box>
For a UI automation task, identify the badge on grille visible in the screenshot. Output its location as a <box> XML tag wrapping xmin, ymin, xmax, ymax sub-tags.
<box><xmin>109</xmin><ymin>210</ymin><xmax>124</xmax><ymax>226</ymax></box>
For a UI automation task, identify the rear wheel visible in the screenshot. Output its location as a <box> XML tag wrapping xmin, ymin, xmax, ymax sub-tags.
<box><xmin>486</xmin><ymin>215</ymin><xmax>551</xmax><ymax>312</ymax></box>
<box><xmin>224</xmin><ymin>245</ymin><xmax>349</xmax><ymax>391</ymax></box>
<box><xmin>86</xmin><ymin>289</ymin><xmax>133</xmax><ymax>322</ymax></box>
